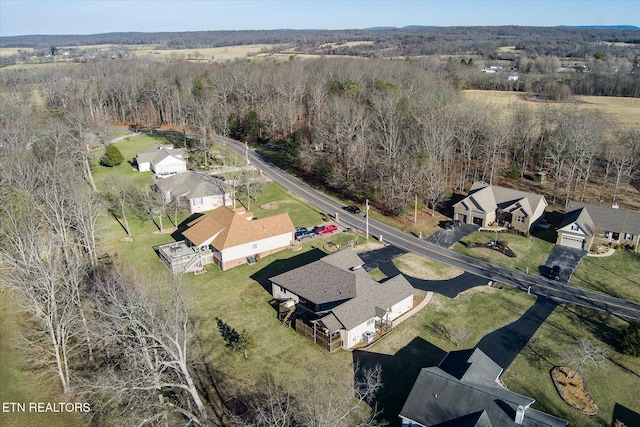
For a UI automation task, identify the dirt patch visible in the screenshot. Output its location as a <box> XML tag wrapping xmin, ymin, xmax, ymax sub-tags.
<box><xmin>152</xmin><ymin>227</ymin><xmax>177</xmax><ymax>234</ymax></box>
<box><xmin>119</xmin><ymin>236</ymin><xmax>134</xmax><ymax>242</ymax></box>
<box><xmin>551</xmin><ymin>366</ymin><xmax>598</xmax><ymax>415</ymax></box>
<box><xmin>259</xmin><ymin>201</ymin><xmax>279</xmax><ymax>210</ymax></box>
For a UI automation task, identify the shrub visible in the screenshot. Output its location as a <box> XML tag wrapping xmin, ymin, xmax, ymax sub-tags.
<box><xmin>619</xmin><ymin>322</ymin><xmax>640</xmax><ymax>357</ymax></box>
<box><xmin>100</xmin><ymin>144</ymin><xmax>124</xmax><ymax>167</ymax></box>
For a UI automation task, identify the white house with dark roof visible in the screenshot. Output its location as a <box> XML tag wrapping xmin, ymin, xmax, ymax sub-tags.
<box><xmin>400</xmin><ymin>348</ymin><xmax>567</xmax><ymax>427</ymax></box>
<box><xmin>270</xmin><ymin>248</ymin><xmax>415</xmax><ymax>351</ymax></box>
<box><xmin>136</xmin><ymin>144</ymin><xmax>187</xmax><ymax>174</ymax></box>
<box><xmin>557</xmin><ymin>201</ymin><xmax>640</xmax><ymax>251</ymax></box>
<box><xmin>157</xmin><ymin>206</ymin><xmax>294</xmax><ymax>273</ymax></box>
<box><xmin>453</xmin><ymin>182</ymin><xmax>547</xmax><ymax>233</ymax></box>
<box><xmin>154</xmin><ymin>172</ymin><xmax>232</xmax><ymax>213</ymax></box>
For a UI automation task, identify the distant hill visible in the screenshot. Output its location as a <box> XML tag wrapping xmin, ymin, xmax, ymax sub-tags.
<box><xmin>560</xmin><ymin>25</ymin><xmax>639</xmax><ymax>30</ymax></box>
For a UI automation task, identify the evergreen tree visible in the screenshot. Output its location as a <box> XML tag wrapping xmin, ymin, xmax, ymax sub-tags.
<box><xmin>100</xmin><ymin>144</ymin><xmax>124</xmax><ymax>167</ymax></box>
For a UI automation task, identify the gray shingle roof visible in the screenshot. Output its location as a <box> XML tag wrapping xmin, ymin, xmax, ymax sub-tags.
<box><xmin>269</xmin><ymin>248</ymin><xmax>415</xmax><ymax>330</ymax></box>
<box><xmin>137</xmin><ymin>144</ymin><xmax>186</xmax><ymax>165</ymax></box>
<box><xmin>565</xmin><ymin>201</ymin><xmax>640</xmax><ymax>235</ymax></box>
<box><xmin>270</xmin><ymin>260</ymin><xmax>357</xmax><ymax>305</ymax></box>
<box><xmin>454</xmin><ymin>182</ymin><xmax>547</xmax><ymax>218</ymax></box>
<box><xmin>400</xmin><ymin>349</ymin><xmax>567</xmax><ymax>427</ymax></box>
<box><xmin>155</xmin><ymin>172</ymin><xmax>228</xmax><ymax>200</ymax></box>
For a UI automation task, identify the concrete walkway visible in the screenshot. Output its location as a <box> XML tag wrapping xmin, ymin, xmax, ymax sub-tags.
<box><xmin>393</xmin><ymin>291</ymin><xmax>434</xmax><ymax>327</ymax></box>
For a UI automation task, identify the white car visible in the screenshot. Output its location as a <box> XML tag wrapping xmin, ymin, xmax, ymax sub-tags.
<box><xmin>155</xmin><ymin>172</ymin><xmax>177</xmax><ymax>179</ymax></box>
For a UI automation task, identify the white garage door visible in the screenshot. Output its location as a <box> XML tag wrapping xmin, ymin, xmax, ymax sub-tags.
<box><xmin>561</xmin><ymin>234</ymin><xmax>585</xmax><ymax>249</ymax></box>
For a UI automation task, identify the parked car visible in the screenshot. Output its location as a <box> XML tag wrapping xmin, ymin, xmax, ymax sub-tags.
<box><xmin>312</xmin><ymin>224</ymin><xmax>338</xmax><ymax>235</ymax></box>
<box><xmin>445</xmin><ymin>220</ymin><xmax>462</xmax><ymax>229</ymax></box>
<box><xmin>156</xmin><ymin>171</ymin><xmax>177</xmax><ymax>179</ymax></box>
<box><xmin>295</xmin><ymin>229</ymin><xmax>315</xmax><ymax>241</ymax></box>
<box><xmin>343</xmin><ymin>205</ymin><xmax>361</xmax><ymax>214</ymax></box>
<box><xmin>295</xmin><ymin>226</ymin><xmax>307</xmax><ymax>233</ymax></box>
<box><xmin>548</xmin><ymin>265</ymin><xmax>561</xmax><ymax>280</ymax></box>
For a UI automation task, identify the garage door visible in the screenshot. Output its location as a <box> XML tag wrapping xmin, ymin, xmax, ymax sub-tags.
<box><xmin>561</xmin><ymin>234</ymin><xmax>585</xmax><ymax>249</ymax></box>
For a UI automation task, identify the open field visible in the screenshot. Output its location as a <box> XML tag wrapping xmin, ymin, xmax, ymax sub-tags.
<box><xmin>0</xmin><ymin>47</ymin><xmax>34</xmax><ymax>56</ymax></box>
<box><xmin>461</xmin><ymin>89</ymin><xmax>640</xmax><ymax>129</ymax></box>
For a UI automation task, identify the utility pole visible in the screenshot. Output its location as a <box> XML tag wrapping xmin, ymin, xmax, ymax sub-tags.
<box><xmin>365</xmin><ymin>199</ymin><xmax>369</xmax><ymax>241</ymax></box>
<box><xmin>414</xmin><ymin>194</ymin><xmax>418</xmax><ymax>223</ymax></box>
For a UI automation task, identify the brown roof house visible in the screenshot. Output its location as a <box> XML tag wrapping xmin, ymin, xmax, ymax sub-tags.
<box><xmin>136</xmin><ymin>144</ymin><xmax>187</xmax><ymax>175</ymax></box>
<box><xmin>154</xmin><ymin>172</ymin><xmax>232</xmax><ymax>213</ymax></box>
<box><xmin>557</xmin><ymin>201</ymin><xmax>640</xmax><ymax>251</ymax></box>
<box><xmin>270</xmin><ymin>248</ymin><xmax>415</xmax><ymax>351</ymax></box>
<box><xmin>453</xmin><ymin>182</ymin><xmax>547</xmax><ymax>233</ymax></box>
<box><xmin>399</xmin><ymin>348</ymin><xmax>567</xmax><ymax>427</ymax></box>
<box><xmin>157</xmin><ymin>206</ymin><xmax>294</xmax><ymax>273</ymax></box>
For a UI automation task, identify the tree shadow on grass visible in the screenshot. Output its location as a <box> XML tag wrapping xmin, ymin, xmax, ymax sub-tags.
<box><xmin>354</xmin><ymin>337</ymin><xmax>447</xmax><ymax>427</ymax></box>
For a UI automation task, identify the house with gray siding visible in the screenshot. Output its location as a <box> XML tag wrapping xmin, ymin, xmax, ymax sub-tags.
<box><xmin>557</xmin><ymin>201</ymin><xmax>640</xmax><ymax>251</ymax></box>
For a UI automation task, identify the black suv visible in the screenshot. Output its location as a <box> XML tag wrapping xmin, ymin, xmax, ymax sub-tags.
<box><xmin>343</xmin><ymin>205</ymin><xmax>361</xmax><ymax>214</ymax></box>
<box><xmin>445</xmin><ymin>220</ymin><xmax>462</xmax><ymax>229</ymax></box>
<box><xmin>548</xmin><ymin>265</ymin><xmax>561</xmax><ymax>280</ymax></box>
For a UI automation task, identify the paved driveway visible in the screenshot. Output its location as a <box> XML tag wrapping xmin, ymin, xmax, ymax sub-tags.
<box><xmin>542</xmin><ymin>246</ymin><xmax>587</xmax><ymax>283</ymax></box>
<box><xmin>426</xmin><ymin>224</ymin><xmax>479</xmax><ymax>248</ymax></box>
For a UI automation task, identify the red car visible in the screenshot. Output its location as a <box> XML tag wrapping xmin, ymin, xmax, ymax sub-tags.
<box><xmin>312</xmin><ymin>224</ymin><xmax>338</xmax><ymax>235</ymax></box>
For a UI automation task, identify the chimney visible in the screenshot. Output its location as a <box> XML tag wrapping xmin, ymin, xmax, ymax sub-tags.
<box><xmin>515</xmin><ymin>405</ymin><xmax>525</xmax><ymax>425</ymax></box>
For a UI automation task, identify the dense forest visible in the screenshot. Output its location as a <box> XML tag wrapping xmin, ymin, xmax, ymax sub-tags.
<box><xmin>1</xmin><ymin>28</ymin><xmax>639</xmax><ymax>425</ymax></box>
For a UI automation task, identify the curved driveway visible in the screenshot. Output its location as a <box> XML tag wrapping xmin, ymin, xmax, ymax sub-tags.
<box><xmin>221</xmin><ymin>137</ymin><xmax>640</xmax><ymax>321</ymax></box>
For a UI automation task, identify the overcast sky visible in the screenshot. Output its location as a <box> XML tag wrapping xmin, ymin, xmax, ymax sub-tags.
<box><xmin>1</xmin><ymin>0</ymin><xmax>639</xmax><ymax>37</ymax></box>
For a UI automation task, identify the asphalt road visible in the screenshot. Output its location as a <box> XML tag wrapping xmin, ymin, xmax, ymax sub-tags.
<box><xmin>221</xmin><ymin>137</ymin><xmax>640</xmax><ymax>321</ymax></box>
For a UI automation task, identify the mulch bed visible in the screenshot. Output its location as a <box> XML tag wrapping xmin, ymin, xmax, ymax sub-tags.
<box><xmin>466</xmin><ymin>240</ymin><xmax>516</xmax><ymax>257</ymax></box>
<box><xmin>551</xmin><ymin>366</ymin><xmax>598</xmax><ymax>415</ymax></box>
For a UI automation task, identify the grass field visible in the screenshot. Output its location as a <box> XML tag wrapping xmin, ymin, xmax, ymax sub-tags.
<box><xmin>0</xmin><ymin>292</ymin><xmax>84</xmax><ymax>427</ymax></box>
<box><xmin>572</xmin><ymin>250</ymin><xmax>640</xmax><ymax>304</ymax></box>
<box><xmin>3</xmin><ymin>133</ymin><xmax>639</xmax><ymax>426</ymax></box>
<box><xmin>453</xmin><ymin>230</ymin><xmax>555</xmax><ymax>275</ymax></box>
<box><xmin>461</xmin><ymin>89</ymin><xmax>640</xmax><ymax>129</ymax></box>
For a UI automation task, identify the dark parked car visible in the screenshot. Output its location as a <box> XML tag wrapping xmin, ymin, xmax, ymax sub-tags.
<box><xmin>445</xmin><ymin>220</ymin><xmax>462</xmax><ymax>229</ymax></box>
<box><xmin>548</xmin><ymin>265</ymin><xmax>561</xmax><ymax>280</ymax></box>
<box><xmin>343</xmin><ymin>205</ymin><xmax>361</xmax><ymax>214</ymax></box>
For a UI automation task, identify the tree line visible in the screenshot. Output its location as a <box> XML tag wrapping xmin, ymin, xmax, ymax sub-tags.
<box><xmin>1</xmin><ymin>55</ymin><xmax>638</xmax><ymax>216</ymax></box>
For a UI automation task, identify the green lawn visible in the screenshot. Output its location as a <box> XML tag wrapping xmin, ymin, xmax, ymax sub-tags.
<box><xmin>4</xmin><ymin>134</ymin><xmax>639</xmax><ymax>426</ymax></box>
<box><xmin>502</xmin><ymin>304</ymin><xmax>640</xmax><ymax>426</ymax></box>
<box><xmin>0</xmin><ymin>292</ymin><xmax>84</xmax><ymax>427</ymax></box>
<box><xmin>453</xmin><ymin>230</ymin><xmax>554</xmax><ymax>275</ymax></box>
<box><xmin>571</xmin><ymin>250</ymin><xmax>640</xmax><ymax>304</ymax></box>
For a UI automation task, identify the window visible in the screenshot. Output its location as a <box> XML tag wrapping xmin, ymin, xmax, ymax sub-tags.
<box><xmin>625</xmin><ymin>233</ymin><xmax>634</xmax><ymax>240</ymax></box>
<box><xmin>516</xmin><ymin>215</ymin><xmax>525</xmax><ymax>223</ymax></box>
<box><xmin>367</xmin><ymin>318</ymin><xmax>375</xmax><ymax>326</ymax></box>
<box><xmin>192</xmin><ymin>197</ymin><xmax>203</xmax><ymax>206</ymax></box>
<box><xmin>252</xmin><ymin>243</ymin><xmax>258</xmax><ymax>249</ymax></box>
<box><xmin>570</xmin><ymin>224</ymin><xmax>579</xmax><ymax>231</ymax></box>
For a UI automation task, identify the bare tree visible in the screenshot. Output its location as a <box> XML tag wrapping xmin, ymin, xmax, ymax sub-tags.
<box><xmin>0</xmin><ymin>196</ymin><xmax>83</xmax><ymax>394</ymax></box>
<box><xmin>562</xmin><ymin>338</ymin><xmax>606</xmax><ymax>378</ymax></box>
<box><xmin>87</xmin><ymin>269</ymin><xmax>211</xmax><ymax>427</ymax></box>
